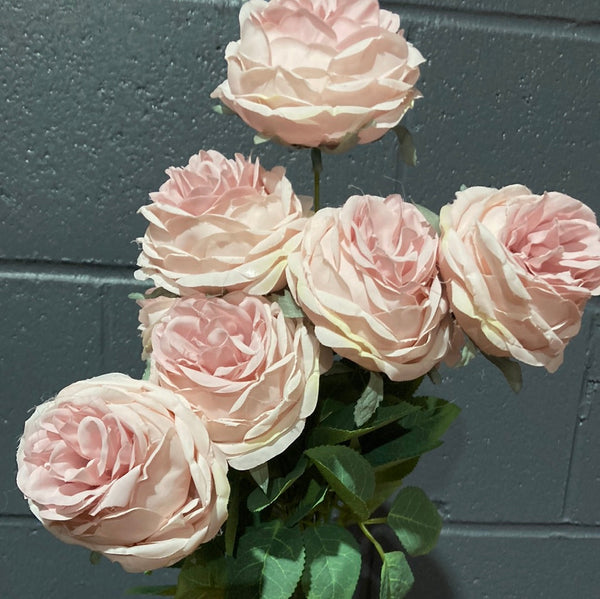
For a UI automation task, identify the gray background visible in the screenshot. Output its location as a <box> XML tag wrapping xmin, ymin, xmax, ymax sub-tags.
<box><xmin>1</xmin><ymin>0</ymin><xmax>599</xmax><ymax>597</ymax></box>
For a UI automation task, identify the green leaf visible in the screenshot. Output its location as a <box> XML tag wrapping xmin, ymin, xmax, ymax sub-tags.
<box><xmin>89</xmin><ymin>551</ymin><xmax>102</xmax><ymax>565</ymax></box>
<box><xmin>308</xmin><ymin>401</ymin><xmax>419</xmax><ymax>447</ymax></box>
<box><xmin>414</xmin><ymin>204</ymin><xmax>440</xmax><ymax>235</ymax></box>
<box><xmin>305</xmin><ymin>445</ymin><xmax>375</xmax><ymax>521</ymax></box>
<box><xmin>128</xmin><ymin>292</ymin><xmax>146</xmax><ymax>301</ymax></box>
<box><xmin>393</xmin><ymin>124</ymin><xmax>417</xmax><ymax>167</ymax></box>
<box><xmin>354</xmin><ymin>372</ymin><xmax>384</xmax><ymax>427</ymax></box>
<box><xmin>387</xmin><ymin>487</ymin><xmax>442</xmax><ymax>556</ymax></box>
<box><xmin>269</xmin><ymin>289</ymin><xmax>305</xmax><ymax>319</ymax></box>
<box><xmin>301</xmin><ymin>524</ymin><xmax>362</xmax><ymax>599</ymax></box>
<box><xmin>227</xmin><ymin>521</ymin><xmax>304</xmax><ymax>599</ymax></box>
<box><xmin>176</xmin><ymin>544</ymin><xmax>227</xmax><ymax>599</ymax></box>
<box><xmin>247</xmin><ymin>457</ymin><xmax>308</xmax><ymax>513</ymax></box>
<box><xmin>379</xmin><ymin>552</ymin><xmax>414</xmax><ymax>599</ymax></box>
<box><xmin>286</xmin><ymin>478</ymin><xmax>328</xmax><ymax>527</ymax></box>
<box><xmin>286</xmin><ymin>479</ymin><xmax>327</xmax><ymax>526</ymax></box>
<box><xmin>482</xmin><ymin>352</ymin><xmax>523</xmax><ymax>393</ymax></box>
<box><xmin>367</xmin><ymin>458</ymin><xmax>420</xmax><ymax>513</ymax></box>
<box><xmin>365</xmin><ymin>397</ymin><xmax>460</xmax><ymax>470</ymax></box>
<box><xmin>126</xmin><ymin>586</ymin><xmax>177</xmax><ymax>596</ymax></box>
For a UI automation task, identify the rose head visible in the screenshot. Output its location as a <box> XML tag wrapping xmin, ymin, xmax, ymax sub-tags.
<box><xmin>286</xmin><ymin>194</ymin><xmax>455</xmax><ymax>380</ymax></box>
<box><xmin>211</xmin><ymin>0</ymin><xmax>424</xmax><ymax>152</ymax></box>
<box><xmin>16</xmin><ymin>374</ymin><xmax>229</xmax><ymax>573</ymax></box>
<box><xmin>145</xmin><ymin>292</ymin><xmax>325</xmax><ymax>470</ymax></box>
<box><xmin>438</xmin><ymin>185</ymin><xmax>600</xmax><ymax>372</ymax></box>
<box><xmin>135</xmin><ymin>150</ymin><xmax>307</xmax><ymax>296</ymax></box>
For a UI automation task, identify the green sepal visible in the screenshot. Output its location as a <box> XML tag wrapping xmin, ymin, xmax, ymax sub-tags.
<box><xmin>268</xmin><ymin>289</ymin><xmax>305</xmax><ymax>319</ymax></box>
<box><xmin>392</xmin><ymin>124</ymin><xmax>417</xmax><ymax>167</ymax></box>
<box><xmin>305</xmin><ymin>445</ymin><xmax>375</xmax><ymax>521</ymax></box>
<box><xmin>387</xmin><ymin>486</ymin><xmax>442</xmax><ymax>556</ymax></box>
<box><xmin>414</xmin><ymin>203</ymin><xmax>440</xmax><ymax>235</ymax></box>
<box><xmin>482</xmin><ymin>352</ymin><xmax>523</xmax><ymax>393</ymax></box>
<box><xmin>301</xmin><ymin>524</ymin><xmax>362</xmax><ymax>599</ymax></box>
<box><xmin>379</xmin><ymin>551</ymin><xmax>414</xmax><ymax>599</ymax></box>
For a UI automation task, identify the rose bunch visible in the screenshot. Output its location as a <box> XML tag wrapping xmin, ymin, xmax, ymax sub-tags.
<box><xmin>15</xmin><ymin>0</ymin><xmax>600</xmax><ymax>597</ymax></box>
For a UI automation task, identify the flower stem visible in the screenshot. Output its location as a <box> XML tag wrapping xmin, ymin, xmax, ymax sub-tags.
<box><xmin>311</xmin><ymin>147</ymin><xmax>322</xmax><ymax>212</ymax></box>
<box><xmin>359</xmin><ymin>522</ymin><xmax>386</xmax><ymax>561</ymax></box>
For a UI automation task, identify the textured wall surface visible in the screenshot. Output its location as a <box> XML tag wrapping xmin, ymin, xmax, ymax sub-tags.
<box><xmin>1</xmin><ymin>0</ymin><xmax>599</xmax><ymax>597</ymax></box>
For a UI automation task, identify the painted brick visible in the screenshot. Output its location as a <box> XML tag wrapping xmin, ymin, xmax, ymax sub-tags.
<box><xmin>0</xmin><ymin>0</ymin><xmax>401</xmax><ymax>265</ymax></box>
<box><xmin>562</xmin><ymin>299</ymin><xmax>600</xmax><ymax>525</ymax></box>
<box><xmin>386</xmin><ymin>0</ymin><xmax>600</xmax><ymax>22</ymax></box>
<box><xmin>1</xmin><ymin>518</ymin><xmax>178</xmax><ymax>599</ymax></box>
<box><xmin>400</xmin><ymin>14</ymin><xmax>599</xmax><ymax>216</ymax></box>
<box><xmin>404</xmin><ymin>306</ymin><xmax>594</xmax><ymax>523</ymax></box>
<box><xmin>0</xmin><ymin>275</ymin><xmax>104</xmax><ymax>514</ymax></box>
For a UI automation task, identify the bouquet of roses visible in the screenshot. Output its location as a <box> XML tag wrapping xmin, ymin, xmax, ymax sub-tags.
<box><xmin>15</xmin><ymin>1</ymin><xmax>600</xmax><ymax>598</ymax></box>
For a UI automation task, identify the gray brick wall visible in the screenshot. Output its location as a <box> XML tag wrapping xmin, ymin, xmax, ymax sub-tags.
<box><xmin>1</xmin><ymin>0</ymin><xmax>598</xmax><ymax>597</ymax></box>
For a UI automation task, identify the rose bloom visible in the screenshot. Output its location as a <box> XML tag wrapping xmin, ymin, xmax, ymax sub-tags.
<box><xmin>211</xmin><ymin>0</ymin><xmax>424</xmax><ymax>152</ymax></box>
<box><xmin>135</xmin><ymin>150</ymin><xmax>308</xmax><ymax>296</ymax></box>
<box><xmin>16</xmin><ymin>374</ymin><xmax>229</xmax><ymax>573</ymax></box>
<box><xmin>286</xmin><ymin>194</ymin><xmax>455</xmax><ymax>381</ymax></box>
<box><xmin>438</xmin><ymin>185</ymin><xmax>600</xmax><ymax>372</ymax></box>
<box><xmin>144</xmin><ymin>292</ymin><xmax>325</xmax><ymax>470</ymax></box>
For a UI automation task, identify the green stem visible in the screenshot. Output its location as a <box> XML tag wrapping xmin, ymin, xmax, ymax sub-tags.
<box><xmin>359</xmin><ymin>522</ymin><xmax>386</xmax><ymax>561</ymax></box>
<box><xmin>363</xmin><ymin>517</ymin><xmax>387</xmax><ymax>526</ymax></box>
<box><xmin>310</xmin><ymin>147</ymin><xmax>322</xmax><ymax>212</ymax></box>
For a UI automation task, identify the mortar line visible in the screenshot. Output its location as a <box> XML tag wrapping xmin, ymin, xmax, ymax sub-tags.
<box><xmin>443</xmin><ymin>521</ymin><xmax>600</xmax><ymax>539</ymax></box>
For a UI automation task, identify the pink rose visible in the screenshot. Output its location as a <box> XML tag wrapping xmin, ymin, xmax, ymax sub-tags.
<box><xmin>147</xmin><ymin>292</ymin><xmax>325</xmax><ymax>470</ymax></box>
<box><xmin>16</xmin><ymin>374</ymin><xmax>229</xmax><ymax>573</ymax></box>
<box><xmin>211</xmin><ymin>0</ymin><xmax>424</xmax><ymax>152</ymax></box>
<box><xmin>135</xmin><ymin>150</ymin><xmax>308</xmax><ymax>296</ymax></box>
<box><xmin>438</xmin><ymin>185</ymin><xmax>600</xmax><ymax>372</ymax></box>
<box><xmin>286</xmin><ymin>194</ymin><xmax>455</xmax><ymax>380</ymax></box>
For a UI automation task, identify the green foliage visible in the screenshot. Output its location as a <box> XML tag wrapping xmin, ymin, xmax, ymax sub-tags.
<box><xmin>379</xmin><ymin>552</ymin><xmax>414</xmax><ymax>599</ymax></box>
<box><xmin>387</xmin><ymin>487</ymin><xmax>442</xmax><ymax>556</ymax></box>
<box><xmin>414</xmin><ymin>204</ymin><xmax>441</xmax><ymax>235</ymax></box>
<box><xmin>176</xmin><ymin>544</ymin><xmax>227</xmax><ymax>599</ymax></box>
<box><xmin>227</xmin><ymin>521</ymin><xmax>304</xmax><ymax>599</ymax></box>
<box><xmin>353</xmin><ymin>371</ymin><xmax>384</xmax><ymax>427</ymax></box>
<box><xmin>301</xmin><ymin>524</ymin><xmax>362</xmax><ymax>599</ymax></box>
<box><xmin>286</xmin><ymin>479</ymin><xmax>328</xmax><ymax>527</ymax></box>
<box><xmin>365</xmin><ymin>397</ymin><xmax>460</xmax><ymax>469</ymax></box>
<box><xmin>305</xmin><ymin>445</ymin><xmax>375</xmax><ymax>521</ymax></box>
<box><xmin>308</xmin><ymin>400</ymin><xmax>419</xmax><ymax>447</ymax></box>
<box><xmin>247</xmin><ymin>457</ymin><xmax>308</xmax><ymax>513</ymax></box>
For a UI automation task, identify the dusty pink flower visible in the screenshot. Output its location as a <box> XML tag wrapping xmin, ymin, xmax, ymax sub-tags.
<box><xmin>135</xmin><ymin>150</ymin><xmax>308</xmax><ymax>296</ymax></box>
<box><xmin>211</xmin><ymin>0</ymin><xmax>424</xmax><ymax>152</ymax></box>
<box><xmin>438</xmin><ymin>185</ymin><xmax>600</xmax><ymax>372</ymax></box>
<box><xmin>147</xmin><ymin>292</ymin><xmax>325</xmax><ymax>470</ymax></box>
<box><xmin>16</xmin><ymin>374</ymin><xmax>229</xmax><ymax>573</ymax></box>
<box><xmin>287</xmin><ymin>194</ymin><xmax>455</xmax><ymax>380</ymax></box>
